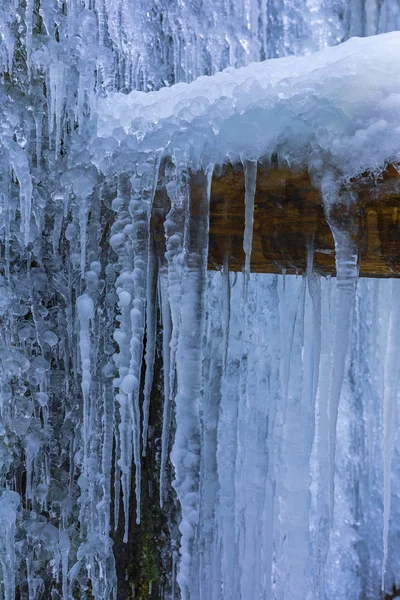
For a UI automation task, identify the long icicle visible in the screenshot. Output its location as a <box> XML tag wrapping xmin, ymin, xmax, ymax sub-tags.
<box><xmin>170</xmin><ymin>166</ymin><xmax>212</xmax><ymax>598</ymax></box>
<box><xmin>142</xmin><ymin>242</ymin><xmax>158</xmax><ymax>456</ymax></box>
<box><xmin>381</xmin><ymin>279</ymin><xmax>400</xmax><ymax>590</ymax></box>
<box><xmin>159</xmin><ymin>267</ymin><xmax>173</xmax><ymax>507</ymax></box>
<box><xmin>242</xmin><ymin>159</ymin><xmax>257</xmax><ymax>300</ymax></box>
<box><xmin>321</xmin><ymin>173</ymin><xmax>358</xmax><ymax>524</ymax></box>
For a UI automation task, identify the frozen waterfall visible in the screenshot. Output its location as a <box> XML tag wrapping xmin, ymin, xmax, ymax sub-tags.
<box><xmin>1</xmin><ymin>0</ymin><xmax>400</xmax><ymax>599</ymax></box>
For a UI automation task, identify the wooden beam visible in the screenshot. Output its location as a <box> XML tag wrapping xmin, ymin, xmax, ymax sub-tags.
<box><xmin>152</xmin><ymin>162</ymin><xmax>400</xmax><ymax>277</ymax></box>
<box><xmin>208</xmin><ymin>162</ymin><xmax>400</xmax><ymax>277</ymax></box>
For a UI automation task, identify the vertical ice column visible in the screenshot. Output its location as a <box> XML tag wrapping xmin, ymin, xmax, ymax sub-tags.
<box><xmin>381</xmin><ymin>279</ymin><xmax>400</xmax><ymax>589</ymax></box>
<box><xmin>311</xmin><ymin>275</ymin><xmax>334</xmax><ymax>599</ymax></box>
<box><xmin>127</xmin><ymin>159</ymin><xmax>159</xmax><ymax>525</ymax></box>
<box><xmin>274</xmin><ymin>276</ymin><xmax>310</xmax><ymax>600</ymax></box>
<box><xmin>242</xmin><ymin>160</ymin><xmax>257</xmax><ymax>299</ymax></box>
<box><xmin>48</xmin><ymin>61</ymin><xmax>66</xmax><ymax>157</ymax></box>
<box><xmin>197</xmin><ymin>273</ymin><xmax>223</xmax><ymax>600</ymax></box>
<box><xmin>100</xmin><ymin>381</ymin><xmax>114</xmax><ymax>552</ymax></box>
<box><xmin>112</xmin><ymin>159</ymin><xmax>159</xmax><ymax>538</ymax></box>
<box><xmin>59</xmin><ymin>530</ymin><xmax>70</xmax><ymax>600</ymax></box>
<box><xmin>5</xmin><ymin>139</ymin><xmax>33</xmax><ymax>246</ymax></box>
<box><xmin>25</xmin><ymin>0</ymin><xmax>34</xmax><ymax>78</ymax></box>
<box><xmin>142</xmin><ymin>246</ymin><xmax>158</xmax><ymax>456</ymax></box>
<box><xmin>222</xmin><ymin>256</ymin><xmax>230</xmax><ymax>372</ymax></box>
<box><xmin>169</xmin><ymin>167</ymin><xmax>212</xmax><ymax>599</ymax></box>
<box><xmin>160</xmin><ymin>160</ymin><xmax>188</xmax><ymax>508</ymax></box>
<box><xmin>0</xmin><ymin>491</ymin><xmax>20</xmax><ymax>600</ymax></box>
<box><xmin>216</xmin><ymin>332</ymin><xmax>240</xmax><ymax>599</ymax></box>
<box><xmin>276</xmin><ymin>252</ymin><xmax>322</xmax><ymax>600</ymax></box>
<box><xmin>159</xmin><ymin>267</ymin><xmax>172</xmax><ymax>507</ymax></box>
<box><xmin>76</xmin><ymin>293</ymin><xmax>95</xmax><ymax>478</ymax></box>
<box><xmin>321</xmin><ymin>174</ymin><xmax>358</xmax><ymax>522</ymax></box>
<box><xmin>110</xmin><ymin>175</ymin><xmax>135</xmax><ymax>543</ymax></box>
<box><xmin>236</xmin><ymin>275</ymin><xmax>275</xmax><ymax>600</ymax></box>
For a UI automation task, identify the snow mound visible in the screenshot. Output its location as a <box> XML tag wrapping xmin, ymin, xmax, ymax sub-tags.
<box><xmin>96</xmin><ymin>31</ymin><xmax>400</xmax><ymax>181</ymax></box>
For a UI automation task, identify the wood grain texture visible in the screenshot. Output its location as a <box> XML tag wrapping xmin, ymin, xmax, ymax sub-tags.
<box><xmin>208</xmin><ymin>162</ymin><xmax>400</xmax><ymax>277</ymax></box>
<box><xmin>153</xmin><ymin>162</ymin><xmax>400</xmax><ymax>277</ymax></box>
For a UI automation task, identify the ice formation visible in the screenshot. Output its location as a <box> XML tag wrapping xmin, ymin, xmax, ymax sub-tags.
<box><xmin>2</xmin><ymin>0</ymin><xmax>400</xmax><ymax>598</ymax></box>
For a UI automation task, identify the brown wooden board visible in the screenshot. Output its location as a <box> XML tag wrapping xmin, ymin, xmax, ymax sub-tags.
<box><xmin>208</xmin><ymin>162</ymin><xmax>400</xmax><ymax>277</ymax></box>
<box><xmin>153</xmin><ymin>162</ymin><xmax>400</xmax><ymax>277</ymax></box>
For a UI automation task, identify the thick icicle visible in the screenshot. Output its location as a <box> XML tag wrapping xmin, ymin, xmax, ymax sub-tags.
<box><xmin>169</xmin><ymin>168</ymin><xmax>211</xmax><ymax>598</ymax></box>
<box><xmin>159</xmin><ymin>268</ymin><xmax>172</xmax><ymax>507</ymax></box>
<box><xmin>142</xmin><ymin>245</ymin><xmax>158</xmax><ymax>456</ymax></box>
<box><xmin>321</xmin><ymin>175</ymin><xmax>358</xmax><ymax>522</ymax></box>
<box><xmin>59</xmin><ymin>530</ymin><xmax>70</xmax><ymax>600</ymax></box>
<box><xmin>0</xmin><ymin>491</ymin><xmax>20</xmax><ymax>600</ymax></box>
<box><xmin>160</xmin><ymin>159</ymin><xmax>188</xmax><ymax>508</ymax></box>
<box><xmin>381</xmin><ymin>280</ymin><xmax>400</xmax><ymax>589</ymax></box>
<box><xmin>25</xmin><ymin>0</ymin><xmax>34</xmax><ymax>78</ymax></box>
<box><xmin>222</xmin><ymin>256</ymin><xmax>230</xmax><ymax>372</ymax></box>
<box><xmin>196</xmin><ymin>273</ymin><xmax>224</xmax><ymax>600</ymax></box>
<box><xmin>5</xmin><ymin>139</ymin><xmax>33</xmax><ymax>246</ymax></box>
<box><xmin>77</xmin><ymin>294</ymin><xmax>94</xmax><ymax>473</ymax></box>
<box><xmin>127</xmin><ymin>160</ymin><xmax>159</xmax><ymax>525</ymax></box>
<box><xmin>111</xmin><ymin>176</ymin><xmax>135</xmax><ymax>543</ymax></box>
<box><xmin>242</xmin><ymin>160</ymin><xmax>257</xmax><ymax>299</ymax></box>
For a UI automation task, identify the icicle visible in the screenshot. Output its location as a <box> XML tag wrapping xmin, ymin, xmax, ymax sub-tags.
<box><xmin>59</xmin><ymin>530</ymin><xmax>70</xmax><ymax>599</ymax></box>
<box><xmin>100</xmin><ymin>381</ymin><xmax>114</xmax><ymax>551</ymax></box>
<box><xmin>142</xmin><ymin>246</ymin><xmax>158</xmax><ymax>456</ymax></box>
<box><xmin>0</xmin><ymin>491</ymin><xmax>20</xmax><ymax>600</ymax></box>
<box><xmin>112</xmin><ymin>160</ymin><xmax>159</xmax><ymax>535</ymax></box>
<box><xmin>111</xmin><ymin>177</ymin><xmax>136</xmax><ymax>542</ymax></box>
<box><xmin>127</xmin><ymin>160</ymin><xmax>159</xmax><ymax>526</ymax></box>
<box><xmin>116</xmin><ymin>389</ymin><xmax>132</xmax><ymax>544</ymax></box>
<box><xmin>48</xmin><ymin>61</ymin><xmax>66</xmax><ymax>157</ymax></box>
<box><xmin>381</xmin><ymin>279</ymin><xmax>400</xmax><ymax>590</ymax></box>
<box><xmin>25</xmin><ymin>0</ymin><xmax>34</xmax><ymax>79</ymax></box>
<box><xmin>25</xmin><ymin>433</ymin><xmax>41</xmax><ymax>505</ymax></box>
<box><xmin>26</xmin><ymin>556</ymin><xmax>34</xmax><ymax>600</ymax></box>
<box><xmin>216</xmin><ymin>339</ymin><xmax>240</xmax><ymax>600</ymax></box>
<box><xmin>96</xmin><ymin>0</ymin><xmax>107</xmax><ymax>45</ymax></box>
<box><xmin>5</xmin><ymin>139</ymin><xmax>33</xmax><ymax>246</ymax></box>
<box><xmin>34</xmin><ymin>109</ymin><xmax>43</xmax><ymax>167</ymax></box>
<box><xmin>170</xmin><ymin>167</ymin><xmax>211</xmax><ymax>598</ymax></box>
<box><xmin>76</xmin><ymin>294</ymin><xmax>94</xmax><ymax>475</ymax></box>
<box><xmin>113</xmin><ymin>425</ymin><xmax>121</xmax><ymax>533</ymax></box>
<box><xmin>321</xmin><ymin>174</ymin><xmax>358</xmax><ymax>523</ymax></box>
<box><xmin>161</xmin><ymin>161</ymin><xmax>188</xmax><ymax>508</ymax></box>
<box><xmin>306</xmin><ymin>245</ymin><xmax>321</xmax><ymax>416</ymax></box>
<box><xmin>159</xmin><ymin>268</ymin><xmax>172</xmax><ymax>507</ymax></box>
<box><xmin>222</xmin><ymin>255</ymin><xmax>230</xmax><ymax>372</ymax></box>
<box><xmin>242</xmin><ymin>159</ymin><xmax>257</xmax><ymax>299</ymax></box>
<box><xmin>198</xmin><ymin>273</ymin><xmax>224</xmax><ymax>600</ymax></box>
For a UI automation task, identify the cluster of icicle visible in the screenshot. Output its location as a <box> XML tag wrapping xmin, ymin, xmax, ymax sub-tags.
<box><xmin>2</xmin><ymin>0</ymin><xmax>400</xmax><ymax>598</ymax></box>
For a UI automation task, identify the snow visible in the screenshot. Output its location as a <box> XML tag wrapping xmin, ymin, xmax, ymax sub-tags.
<box><xmin>96</xmin><ymin>31</ymin><xmax>400</xmax><ymax>182</ymax></box>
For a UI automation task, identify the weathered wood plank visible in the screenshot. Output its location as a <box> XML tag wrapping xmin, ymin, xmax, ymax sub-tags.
<box><xmin>208</xmin><ymin>162</ymin><xmax>400</xmax><ymax>277</ymax></box>
<box><xmin>152</xmin><ymin>162</ymin><xmax>400</xmax><ymax>277</ymax></box>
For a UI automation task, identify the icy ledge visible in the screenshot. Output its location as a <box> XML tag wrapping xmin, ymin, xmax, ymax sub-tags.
<box><xmin>89</xmin><ymin>32</ymin><xmax>400</xmax><ymax>596</ymax></box>
<box><xmin>95</xmin><ymin>31</ymin><xmax>400</xmax><ymax>182</ymax></box>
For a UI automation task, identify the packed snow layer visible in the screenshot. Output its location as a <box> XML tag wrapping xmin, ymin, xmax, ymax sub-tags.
<box><xmin>97</xmin><ymin>31</ymin><xmax>400</xmax><ymax>181</ymax></box>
